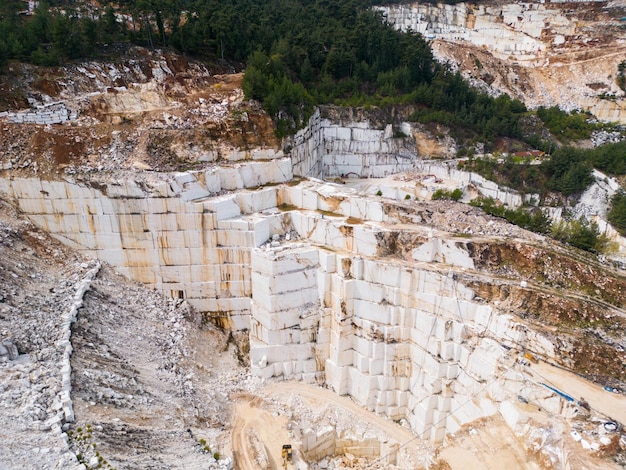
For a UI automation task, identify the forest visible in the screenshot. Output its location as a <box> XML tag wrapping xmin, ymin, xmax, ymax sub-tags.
<box><xmin>0</xmin><ymin>0</ymin><xmax>527</xmax><ymax>137</ymax></box>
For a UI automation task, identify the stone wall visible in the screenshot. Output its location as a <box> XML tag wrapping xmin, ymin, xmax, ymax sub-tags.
<box><xmin>0</xmin><ymin>103</ymin><xmax>76</xmax><ymax>125</ymax></box>
<box><xmin>290</xmin><ymin>108</ymin><xmax>419</xmax><ymax>179</ymax></box>
<box><xmin>376</xmin><ymin>2</ymin><xmax>576</xmax><ymax>61</ymax></box>
<box><xmin>0</xmin><ymin>159</ymin><xmax>292</xmax><ymax>329</ymax></box>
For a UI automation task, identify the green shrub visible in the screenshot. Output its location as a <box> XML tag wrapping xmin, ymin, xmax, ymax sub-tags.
<box><xmin>470</xmin><ymin>197</ymin><xmax>551</xmax><ymax>234</ymax></box>
<box><xmin>550</xmin><ymin>217</ymin><xmax>608</xmax><ymax>252</ymax></box>
<box><xmin>608</xmin><ymin>191</ymin><xmax>626</xmax><ymax>236</ymax></box>
<box><xmin>536</xmin><ymin>106</ymin><xmax>599</xmax><ymax>141</ymax></box>
<box><xmin>432</xmin><ymin>188</ymin><xmax>463</xmax><ymax>201</ymax></box>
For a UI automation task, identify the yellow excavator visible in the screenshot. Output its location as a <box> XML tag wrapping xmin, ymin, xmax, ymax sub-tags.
<box><xmin>281</xmin><ymin>444</ymin><xmax>292</xmax><ymax>468</ymax></box>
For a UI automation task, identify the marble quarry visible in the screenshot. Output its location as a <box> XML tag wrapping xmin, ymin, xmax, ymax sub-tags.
<box><xmin>377</xmin><ymin>2</ymin><xmax>582</xmax><ymax>61</ymax></box>
<box><xmin>0</xmin><ymin>118</ymin><xmax>587</xmax><ymax>444</ymax></box>
<box><xmin>377</xmin><ymin>1</ymin><xmax>626</xmax><ymax>125</ymax></box>
<box><xmin>290</xmin><ymin>108</ymin><xmax>419</xmax><ymax>179</ymax></box>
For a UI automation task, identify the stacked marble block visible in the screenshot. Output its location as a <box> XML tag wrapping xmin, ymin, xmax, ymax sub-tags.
<box><xmin>250</xmin><ymin>246</ymin><xmax>324</xmax><ymax>382</ymax></box>
<box><xmin>0</xmin><ymin>158</ymin><xmax>290</xmax><ymax>329</ymax></box>
<box><xmin>289</xmin><ymin>108</ymin><xmax>417</xmax><ymax>179</ymax></box>
<box><xmin>249</xmin><ymin>217</ymin><xmax>537</xmax><ymax>443</ymax></box>
<box><xmin>320</xmin><ymin>257</ymin><xmax>461</xmax><ymax>441</ymax></box>
<box><xmin>3</xmin><ymin>104</ymin><xmax>72</xmax><ymax>125</ymax></box>
<box><xmin>248</xmin><ymin>226</ymin><xmax>527</xmax><ymax>442</ymax></box>
<box><xmin>334</xmin><ymin>255</ymin><xmax>541</xmax><ymax>441</ymax></box>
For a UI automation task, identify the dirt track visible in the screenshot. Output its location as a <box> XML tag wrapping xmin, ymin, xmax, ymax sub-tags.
<box><xmin>531</xmin><ymin>361</ymin><xmax>626</xmax><ymax>425</ymax></box>
<box><xmin>231</xmin><ymin>382</ymin><xmax>430</xmax><ymax>470</ymax></box>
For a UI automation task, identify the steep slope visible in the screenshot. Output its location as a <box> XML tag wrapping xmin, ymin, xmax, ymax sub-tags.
<box><xmin>379</xmin><ymin>0</ymin><xmax>626</xmax><ymax>122</ymax></box>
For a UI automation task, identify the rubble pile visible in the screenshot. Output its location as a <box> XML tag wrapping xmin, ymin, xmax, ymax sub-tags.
<box><xmin>0</xmin><ymin>201</ymin><xmax>91</xmax><ymax>468</ymax></box>
<box><xmin>0</xmin><ymin>50</ymin><xmax>278</xmax><ymax>176</ymax></box>
<box><xmin>68</xmin><ymin>264</ymin><xmax>245</xmax><ymax>469</ymax></box>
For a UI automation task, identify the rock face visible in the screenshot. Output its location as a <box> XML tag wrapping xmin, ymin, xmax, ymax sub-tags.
<box><xmin>251</xmin><ymin>241</ymin><xmax>528</xmax><ymax>442</ymax></box>
<box><xmin>378</xmin><ymin>1</ymin><xmax>626</xmax><ymax>122</ymax></box>
<box><xmin>0</xmin><ymin>338</ymin><xmax>18</xmax><ymax>360</ymax></box>
<box><xmin>2</xmin><ymin>162</ymin><xmax>625</xmax><ymax>447</ymax></box>
<box><xmin>290</xmin><ymin>108</ymin><xmax>420</xmax><ymax>179</ymax></box>
<box><xmin>0</xmin><ymin>46</ymin><xmax>625</xmax><ymax>468</ymax></box>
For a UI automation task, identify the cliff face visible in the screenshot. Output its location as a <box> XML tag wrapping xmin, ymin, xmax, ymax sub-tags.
<box><xmin>0</xmin><ymin>37</ymin><xmax>625</xmax><ymax>470</ymax></box>
<box><xmin>378</xmin><ymin>1</ymin><xmax>626</xmax><ymax>122</ymax></box>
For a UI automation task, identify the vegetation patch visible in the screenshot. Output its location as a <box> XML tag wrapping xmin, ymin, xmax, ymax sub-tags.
<box><xmin>68</xmin><ymin>424</ymin><xmax>116</xmax><ymax>470</ymax></box>
<box><xmin>469</xmin><ymin>197</ymin><xmax>551</xmax><ymax>235</ymax></box>
<box><xmin>536</xmin><ymin>106</ymin><xmax>601</xmax><ymax>141</ymax></box>
<box><xmin>432</xmin><ymin>188</ymin><xmax>463</xmax><ymax>201</ymax></box>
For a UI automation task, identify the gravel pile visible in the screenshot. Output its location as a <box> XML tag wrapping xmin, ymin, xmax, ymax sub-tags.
<box><xmin>0</xmin><ymin>200</ymin><xmax>246</xmax><ymax>469</ymax></box>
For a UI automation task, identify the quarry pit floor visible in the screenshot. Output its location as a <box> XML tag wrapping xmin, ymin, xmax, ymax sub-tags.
<box><xmin>230</xmin><ymin>363</ymin><xmax>626</xmax><ymax>470</ymax></box>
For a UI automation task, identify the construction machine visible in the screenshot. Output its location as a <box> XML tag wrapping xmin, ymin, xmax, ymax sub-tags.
<box><xmin>282</xmin><ymin>444</ymin><xmax>292</xmax><ymax>468</ymax></box>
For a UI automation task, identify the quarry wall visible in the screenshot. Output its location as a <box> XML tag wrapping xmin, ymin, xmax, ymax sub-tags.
<box><xmin>248</xmin><ymin>198</ymin><xmax>559</xmax><ymax>441</ymax></box>
<box><xmin>0</xmin><ymin>116</ymin><xmax>591</xmax><ymax>443</ymax></box>
<box><xmin>0</xmin><ymin>165</ymin><xmax>568</xmax><ymax>443</ymax></box>
<box><xmin>377</xmin><ymin>2</ymin><xmax>589</xmax><ymax>62</ymax></box>
<box><xmin>0</xmin><ymin>159</ymin><xmax>291</xmax><ymax>330</ymax></box>
<box><xmin>290</xmin><ymin>108</ymin><xmax>419</xmax><ymax>179</ymax></box>
<box><xmin>290</xmin><ymin>110</ymin><xmax>530</xmax><ymax>208</ymax></box>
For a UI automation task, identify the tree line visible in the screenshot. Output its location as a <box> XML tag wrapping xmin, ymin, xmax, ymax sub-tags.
<box><xmin>0</xmin><ymin>0</ymin><xmax>530</xmax><ymax>139</ymax></box>
<box><xmin>0</xmin><ymin>1</ymin><xmax>125</xmax><ymax>65</ymax></box>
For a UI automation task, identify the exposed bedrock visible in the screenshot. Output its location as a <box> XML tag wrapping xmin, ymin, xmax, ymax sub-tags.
<box><xmin>378</xmin><ymin>1</ymin><xmax>626</xmax><ymax>123</ymax></box>
<box><xmin>2</xmin><ymin>164</ymin><xmax>625</xmax><ymax>443</ymax></box>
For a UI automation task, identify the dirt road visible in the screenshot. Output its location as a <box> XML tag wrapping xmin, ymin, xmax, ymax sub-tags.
<box><xmin>231</xmin><ymin>382</ymin><xmax>431</xmax><ymax>469</ymax></box>
<box><xmin>232</xmin><ymin>396</ymin><xmax>294</xmax><ymax>470</ymax></box>
<box><xmin>532</xmin><ymin>361</ymin><xmax>626</xmax><ymax>425</ymax></box>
